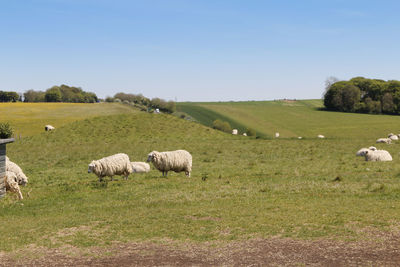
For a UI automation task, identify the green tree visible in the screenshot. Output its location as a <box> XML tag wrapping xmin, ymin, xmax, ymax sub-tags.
<box><xmin>45</xmin><ymin>87</ymin><xmax>62</xmax><ymax>102</ymax></box>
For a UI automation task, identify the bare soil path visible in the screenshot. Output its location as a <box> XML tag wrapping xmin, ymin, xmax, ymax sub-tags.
<box><xmin>2</xmin><ymin>235</ymin><xmax>400</xmax><ymax>266</ymax></box>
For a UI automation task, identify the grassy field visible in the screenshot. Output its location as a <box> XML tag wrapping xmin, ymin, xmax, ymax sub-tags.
<box><xmin>0</xmin><ymin>102</ymin><xmax>135</xmax><ymax>137</ymax></box>
<box><xmin>178</xmin><ymin>100</ymin><xmax>400</xmax><ymax>139</ymax></box>
<box><xmin>2</xmin><ymin>101</ymin><xmax>400</xmax><ymax>253</ymax></box>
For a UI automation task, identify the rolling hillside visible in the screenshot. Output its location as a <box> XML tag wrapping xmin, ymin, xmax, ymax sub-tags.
<box><xmin>178</xmin><ymin>100</ymin><xmax>400</xmax><ymax>139</ymax></box>
<box><xmin>1</xmin><ymin>102</ymin><xmax>400</xmax><ymax>256</ymax></box>
<box><xmin>0</xmin><ymin>102</ymin><xmax>136</xmax><ymax>137</ymax></box>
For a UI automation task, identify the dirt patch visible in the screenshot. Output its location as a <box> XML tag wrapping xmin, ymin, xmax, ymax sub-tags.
<box><xmin>2</xmin><ymin>234</ymin><xmax>400</xmax><ymax>266</ymax></box>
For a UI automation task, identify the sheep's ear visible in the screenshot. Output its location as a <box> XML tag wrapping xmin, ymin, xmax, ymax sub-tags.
<box><xmin>365</xmin><ymin>151</ymin><xmax>368</xmax><ymax>154</ymax></box>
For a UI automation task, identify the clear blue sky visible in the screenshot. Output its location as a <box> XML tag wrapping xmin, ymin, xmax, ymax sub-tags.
<box><xmin>1</xmin><ymin>0</ymin><xmax>399</xmax><ymax>101</ymax></box>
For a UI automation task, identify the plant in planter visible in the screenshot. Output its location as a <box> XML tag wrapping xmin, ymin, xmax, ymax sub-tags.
<box><xmin>0</xmin><ymin>122</ymin><xmax>13</xmax><ymax>139</ymax></box>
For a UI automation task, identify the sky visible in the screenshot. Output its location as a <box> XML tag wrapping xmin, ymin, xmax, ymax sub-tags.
<box><xmin>1</xmin><ymin>0</ymin><xmax>400</xmax><ymax>102</ymax></box>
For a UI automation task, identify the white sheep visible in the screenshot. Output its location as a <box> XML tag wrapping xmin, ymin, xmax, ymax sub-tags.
<box><xmin>275</xmin><ymin>132</ymin><xmax>280</xmax><ymax>138</ymax></box>
<box><xmin>232</xmin><ymin>129</ymin><xmax>238</xmax><ymax>135</ymax></box>
<box><xmin>298</xmin><ymin>137</ymin><xmax>302</xmax><ymax>139</ymax></box>
<box><xmin>243</xmin><ymin>133</ymin><xmax>247</xmax><ymax>136</ymax></box>
<box><xmin>131</xmin><ymin>162</ymin><xmax>150</xmax><ymax>173</ymax></box>
<box><xmin>5</xmin><ymin>156</ymin><xmax>28</xmax><ymax>186</ymax></box>
<box><xmin>147</xmin><ymin>150</ymin><xmax>192</xmax><ymax>177</ymax></box>
<box><xmin>356</xmin><ymin>146</ymin><xmax>378</xmax><ymax>157</ymax></box>
<box><xmin>88</xmin><ymin>153</ymin><xmax>133</xmax><ymax>181</ymax></box>
<box><xmin>5</xmin><ymin>171</ymin><xmax>23</xmax><ymax>200</ymax></box>
<box><xmin>365</xmin><ymin>150</ymin><xmax>392</xmax><ymax>162</ymax></box>
<box><xmin>45</xmin><ymin>125</ymin><xmax>55</xmax><ymax>131</ymax></box>
<box><xmin>376</xmin><ymin>138</ymin><xmax>392</xmax><ymax>144</ymax></box>
<box><xmin>388</xmin><ymin>133</ymin><xmax>398</xmax><ymax>141</ymax></box>
<box><xmin>317</xmin><ymin>134</ymin><xmax>325</xmax><ymax>139</ymax></box>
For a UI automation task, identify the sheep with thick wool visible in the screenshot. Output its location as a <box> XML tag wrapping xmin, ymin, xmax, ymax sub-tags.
<box><xmin>356</xmin><ymin>147</ymin><xmax>392</xmax><ymax>161</ymax></box>
<box><xmin>131</xmin><ymin>162</ymin><xmax>150</xmax><ymax>173</ymax></box>
<box><xmin>5</xmin><ymin>171</ymin><xmax>23</xmax><ymax>200</ymax></box>
<box><xmin>376</xmin><ymin>138</ymin><xmax>392</xmax><ymax>144</ymax></box>
<box><xmin>88</xmin><ymin>153</ymin><xmax>133</xmax><ymax>181</ymax></box>
<box><xmin>388</xmin><ymin>133</ymin><xmax>398</xmax><ymax>141</ymax></box>
<box><xmin>147</xmin><ymin>150</ymin><xmax>192</xmax><ymax>177</ymax></box>
<box><xmin>6</xmin><ymin>156</ymin><xmax>28</xmax><ymax>186</ymax></box>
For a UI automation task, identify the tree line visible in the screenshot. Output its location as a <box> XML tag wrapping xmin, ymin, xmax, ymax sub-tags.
<box><xmin>106</xmin><ymin>92</ymin><xmax>176</xmax><ymax>113</ymax></box>
<box><xmin>0</xmin><ymin>86</ymin><xmax>176</xmax><ymax>113</ymax></box>
<box><xmin>323</xmin><ymin>77</ymin><xmax>400</xmax><ymax>114</ymax></box>
<box><xmin>0</xmin><ymin>85</ymin><xmax>98</xmax><ymax>103</ymax></box>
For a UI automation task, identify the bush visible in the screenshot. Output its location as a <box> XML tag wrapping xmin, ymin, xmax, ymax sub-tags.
<box><xmin>246</xmin><ymin>128</ymin><xmax>256</xmax><ymax>137</ymax></box>
<box><xmin>105</xmin><ymin>97</ymin><xmax>114</xmax><ymax>103</ymax></box>
<box><xmin>212</xmin><ymin>119</ymin><xmax>232</xmax><ymax>133</ymax></box>
<box><xmin>0</xmin><ymin>122</ymin><xmax>14</xmax><ymax>139</ymax></box>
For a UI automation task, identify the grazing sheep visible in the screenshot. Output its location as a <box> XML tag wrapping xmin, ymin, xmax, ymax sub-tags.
<box><xmin>365</xmin><ymin>150</ymin><xmax>392</xmax><ymax>162</ymax></box>
<box><xmin>88</xmin><ymin>153</ymin><xmax>133</xmax><ymax>181</ymax></box>
<box><xmin>147</xmin><ymin>150</ymin><xmax>192</xmax><ymax>177</ymax></box>
<box><xmin>388</xmin><ymin>133</ymin><xmax>398</xmax><ymax>141</ymax></box>
<box><xmin>5</xmin><ymin>156</ymin><xmax>28</xmax><ymax>186</ymax></box>
<box><xmin>317</xmin><ymin>135</ymin><xmax>325</xmax><ymax>139</ymax></box>
<box><xmin>376</xmin><ymin>138</ymin><xmax>392</xmax><ymax>144</ymax></box>
<box><xmin>275</xmin><ymin>132</ymin><xmax>280</xmax><ymax>138</ymax></box>
<box><xmin>5</xmin><ymin>171</ymin><xmax>23</xmax><ymax>200</ymax></box>
<box><xmin>131</xmin><ymin>162</ymin><xmax>150</xmax><ymax>173</ymax></box>
<box><xmin>298</xmin><ymin>137</ymin><xmax>302</xmax><ymax>139</ymax></box>
<box><xmin>232</xmin><ymin>129</ymin><xmax>238</xmax><ymax>135</ymax></box>
<box><xmin>243</xmin><ymin>133</ymin><xmax>247</xmax><ymax>136</ymax></box>
<box><xmin>45</xmin><ymin>125</ymin><xmax>55</xmax><ymax>131</ymax></box>
<box><xmin>356</xmin><ymin>146</ymin><xmax>378</xmax><ymax>157</ymax></box>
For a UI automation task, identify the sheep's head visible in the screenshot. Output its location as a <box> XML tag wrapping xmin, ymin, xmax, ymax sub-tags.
<box><xmin>356</xmin><ymin>148</ymin><xmax>369</xmax><ymax>157</ymax></box>
<box><xmin>88</xmin><ymin>161</ymin><xmax>96</xmax><ymax>173</ymax></box>
<box><xmin>369</xmin><ymin>146</ymin><xmax>377</xmax><ymax>151</ymax></box>
<box><xmin>18</xmin><ymin>173</ymin><xmax>28</xmax><ymax>186</ymax></box>
<box><xmin>147</xmin><ymin>151</ymin><xmax>159</xmax><ymax>162</ymax></box>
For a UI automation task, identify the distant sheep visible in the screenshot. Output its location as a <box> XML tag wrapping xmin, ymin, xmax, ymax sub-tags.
<box><xmin>275</xmin><ymin>132</ymin><xmax>280</xmax><ymax>138</ymax></box>
<box><xmin>131</xmin><ymin>162</ymin><xmax>150</xmax><ymax>173</ymax></box>
<box><xmin>376</xmin><ymin>138</ymin><xmax>392</xmax><ymax>144</ymax></box>
<box><xmin>365</xmin><ymin>150</ymin><xmax>392</xmax><ymax>162</ymax></box>
<box><xmin>5</xmin><ymin>171</ymin><xmax>23</xmax><ymax>200</ymax></box>
<box><xmin>317</xmin><ymin>135</ymin><xmax>325</xmax><ymax>139</ymax></box>
<box><xmin>356</xmin><ymin>147</ymin><xmax>392</xmax><ymax>161</ymax></box>
<box><xmin>5</xmin><ymin>156</ymin><xmax>28</xmax><ymax>186</ymax></box>
<box><xmin>388</xmin><ymin>133</ymin><xmax>398</xmax><ymax>141</ymax></box>
<box><xmin>147</xmin><ymin>150</ymin><xmax>192</xmax><ymax>177</ymax></box>
<box><xmin>88</xmin><ymin>153</ymin><xmax>133</xmax><ymax>181</ymax></box>
<box><xmin>232</xmin><ymin>129</ymin><xmax>238</xmax><ymax>135</ymax></box>
<box><xmin>45</xmin><ymin>125</ymin><xmax>55</xmax><ymax>131</ymax></box>
<box><xmin>298</xmin><ymin>137</ymin><xmax>302</xmax><ymax>139</ymax></box>
<box><xmin>243</xmin><ymin>133</ymin><xmax>247</xmax><ymax>136</ymax></box>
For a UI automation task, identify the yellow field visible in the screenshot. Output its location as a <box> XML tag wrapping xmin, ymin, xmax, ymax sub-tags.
<box><xmin>0</xmin><ymin>102</ymin><xmax>136</xmax><ymax>137</ymax></box>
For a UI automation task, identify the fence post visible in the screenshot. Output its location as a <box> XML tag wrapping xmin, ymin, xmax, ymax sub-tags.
<box><xmin>0</xmin><ymin>138</ymin><xmax>15</xmax><ymax>198</ymax></box>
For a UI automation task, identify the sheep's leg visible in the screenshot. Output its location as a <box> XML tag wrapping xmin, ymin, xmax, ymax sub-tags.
<box><xmin>165</xmin><ymin>171</ymin><xmax>168</xmax><ymax>177</ymax></box>
<box><xmin>111</xmin><ymin>176</ymin><xmax>114</xmax><ymax>181</ymax></box>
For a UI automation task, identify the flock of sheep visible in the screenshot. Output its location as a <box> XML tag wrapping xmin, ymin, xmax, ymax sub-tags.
<box><xmin>87</xmin><ymin>150</ymin><xmax>192</xmax><ymax>181</ymax></box>
<box><xmin>356</xmin><ymin>133</ymin><xmax>400</xmax><ymax>162</ymax></box>
<box><xmin>5</xmin><ymin>149</ymin><xmax>192</xmax><ymax>200</ymax></box>
<box><xmin>3</xmin><ymin>123</ymin><xmax>398</xmax><ymax>200</ymax></box>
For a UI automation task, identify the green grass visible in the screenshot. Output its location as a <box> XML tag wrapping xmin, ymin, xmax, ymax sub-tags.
<box><xmin>178</xmin><ymin>100</ymin><xmax>400</xmax><ymax>139</ymax></box>
<box><xmin>1</xmin><ymin>101</ymin><xmax>400</xmax><ymax>252</ymax></box>
<box><xmin>0</xmin><ymin>102</ymin><xmax>135</xmax><ymax>137</ymax></box>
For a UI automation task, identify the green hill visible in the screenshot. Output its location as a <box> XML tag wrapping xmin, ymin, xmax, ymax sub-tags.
<box><xmin>178</xmin><ymin>100</ymin><xmax>400</xmax><ymax>139</ymax></box>
<box><xmin>2</xmin><ymin>103</ymin><xmax>400</xmax><ymax>254</ymax></box>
